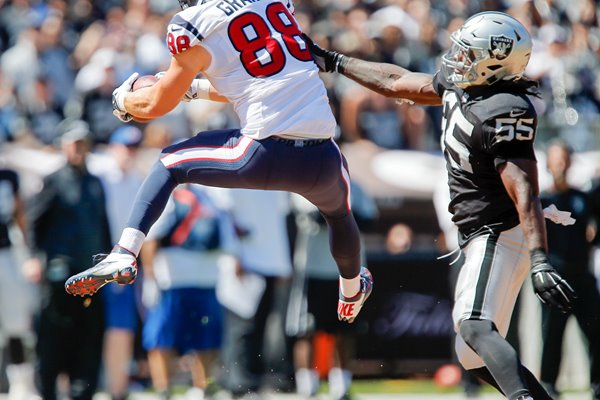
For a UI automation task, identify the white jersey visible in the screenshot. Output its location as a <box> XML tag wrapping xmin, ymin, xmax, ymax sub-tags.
<box><xmin>166</xmin><ymin>0</ymin><xmax>336</xmax><ymax>140</ymax></box>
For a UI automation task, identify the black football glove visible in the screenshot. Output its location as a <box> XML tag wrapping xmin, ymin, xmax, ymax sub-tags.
<box><xmin>530</xmin><ymin>249</ymin><xmax>576</xmax><ymax>313</ymax></box>
<box><xmin>301</xmin><ymin>33</ymin><xmax>348</xmax><ymax>73</ymax></box>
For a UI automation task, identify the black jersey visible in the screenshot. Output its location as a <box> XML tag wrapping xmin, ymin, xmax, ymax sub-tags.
<box><xmin>0</xmin><ymin>169</ymin><xmax>19</xmax><ymax>248</ymax></box>
<box><xmin>432</xmin><ymin>73</ymin><xmax>538</xmax><ymax>244</ymax></box>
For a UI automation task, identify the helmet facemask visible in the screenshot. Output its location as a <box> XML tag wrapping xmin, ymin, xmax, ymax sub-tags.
<box><xmin>441</xmin><ymin>32</ymin><xmax>487</xmax><ymax>88</ymax></box>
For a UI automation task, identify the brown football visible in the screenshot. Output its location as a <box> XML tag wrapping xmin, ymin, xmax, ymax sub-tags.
<box><xmin>130</xmin><ymin>75</ymin><xmax>159</xmax><ymax>123</ymax></box>
<box><xmin>132</xmin><ymin>75</ymin><xmax>158</xmax><ymax>91</ymax></box>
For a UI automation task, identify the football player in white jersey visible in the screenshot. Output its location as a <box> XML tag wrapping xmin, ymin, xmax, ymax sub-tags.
<box><xmin>65</xmin><ymin>0</ymin><xmax>372</xmax><ymax>324</ymax></box>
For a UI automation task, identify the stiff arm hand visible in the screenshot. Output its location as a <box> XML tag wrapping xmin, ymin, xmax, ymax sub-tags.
<box><xmin>530</xmin><ymin>248</ymin><xmax>576</xmax><ymax>312</ymax></box>
<box><xmin>301</xmin><ymin>33</ymin><xmax>347</xmax><ymax>73</ymax></box>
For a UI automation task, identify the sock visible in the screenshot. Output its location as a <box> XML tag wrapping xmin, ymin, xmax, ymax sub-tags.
<box><xmin>339</xmin><ymin>275</ymin><xmax>360</xmax><ymax>298</ymax></box>
<box><xmin>329</xmin><ymin>367</ymin><xmax>352</xmax><ymax>399</ymax></box>
<box><xmin>296</xmin><ymin>368</ymin><xmax>319</xmax><ymax>397</ymax></box>
<box><xmin>117</xmin><ymin>227</ymin><xmax>146</xmax><ymax>257</ymax></box>
<box><xmin>186</xmin><ymin>387</ymin><xmax>205</xmax><ymax>399</ymax></box>
<box><xmin>520</xmin><ymin>365</ymin><xmax>554</xmax><ymax>400</ymax></box>
<box><xmin>7</xmin><ymin>363</ymin><xmax>38</xmax><ymax>395</ymax></box>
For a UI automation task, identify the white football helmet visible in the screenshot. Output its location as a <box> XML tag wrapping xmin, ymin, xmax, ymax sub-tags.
<box><xmin>441</xmin><ymin>12</ymin><xmax>532</xmax><ymax>88</ymax></box>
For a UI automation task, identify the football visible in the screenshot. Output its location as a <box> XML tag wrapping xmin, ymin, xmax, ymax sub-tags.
<box><xmin>129</xmin><ymin>75</ymin><xmax>158</xmax><ymax>123</ymax></box>
<box><xmin>132</xmin><ymin>74</ymin><xmax>158</xmax><ymax>91</ymax></box>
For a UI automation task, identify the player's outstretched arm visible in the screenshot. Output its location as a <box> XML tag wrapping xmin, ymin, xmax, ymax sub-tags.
<box><xmin>500</xmin><ymin>159</ymin><xmax>576</xmax><ymax>312</ymax></box>
<box><xmin>302</xmin><ymin>34</ymin><xmax>441</xmax><ymax>106</ymax></box>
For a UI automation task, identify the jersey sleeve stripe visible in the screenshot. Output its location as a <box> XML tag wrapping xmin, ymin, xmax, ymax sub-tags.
<box><xmin>171</xmin><ymin>15</ymin><xmax>205</xmax><ymax>41</ymax></box>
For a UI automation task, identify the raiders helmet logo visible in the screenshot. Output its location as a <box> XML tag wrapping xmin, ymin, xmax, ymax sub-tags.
<box><xmin>489</xmin><ymin>35</ymin><xmax>514</xmax><ymax>60</ymax></box>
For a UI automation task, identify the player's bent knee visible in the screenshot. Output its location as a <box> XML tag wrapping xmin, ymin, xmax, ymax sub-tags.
<box><xmin>458</xmin><ymin>319</ymin><xmax>495</xmax><ymax>347</ymax></box>
<box><xmin>455</xmin><ymin>334</ymin><xmax>485</xmax><ymax>370</ymax></box>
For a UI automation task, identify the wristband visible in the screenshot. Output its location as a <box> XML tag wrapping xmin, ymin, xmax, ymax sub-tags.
<box><xmin>336</xmin><ymin>54</ymin><xmax>349</xmax><ymax>73</ymax></box>
<box><xmin>194</xmin><ymin>79</ymin><xmax>211</xmax><ymax>100</ymax></box>
<box><xmin>530</xmin><ymin>247</ymin><xmax>549</xmax><ymax>267</ymax></box>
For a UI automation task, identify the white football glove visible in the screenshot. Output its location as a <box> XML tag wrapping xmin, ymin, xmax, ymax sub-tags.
<box><xmin>112</xmin><ymin>72</ymin><xmax>139</xmax><ymax>122</ymax></box>
<box><xmin>154</xmin><ymin>72</ymin><xmax>210</xmax><ymax>102</ymax></box>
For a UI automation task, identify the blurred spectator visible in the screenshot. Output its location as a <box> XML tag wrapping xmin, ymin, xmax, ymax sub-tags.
<box><xmin>339</xmin><ymin>87</ymin><xmax>405</xmax><ymax>149</ymax></box>
<box><xmin>385</xmin><ymin>223</ymin><xmax>413</xmax><ymax>255</ymax></box>
<box><xmin>74</xmin><ymin>48</ymin><xmax>128</xmax><ymax>143</ymax></box>
<box><xmin>0</xmin><ymin>72</ymin><xmax>25</xmax><ymax>143</ymax></box>
<box><xmin>89</xmin><ymin>126</ymin><xmax>146</xmax><ymax>400</ymax></box>
<box><xmin>587</xmin><ymin>174</ymin><xmax>600</xmax><ymax>292</ymax></box>
<box><xmin>23</xmin><ymin>120</ymin><xmax>112</xmax><ymax>400</ymax></box>
<box><xmin>35</xmin><ymin>12</ymin><xmax>74</xmax><ymax>109</ymax></box>
<box><xmin>287</xmin><ymin>182</ymin><xmax>377</xmax><ymax>400</ymax></box>
<box><xmin>0</xmin><ymin>0</ymin><xmax>597</xmax><ymax>151</ymax></box>
<box><xmin>0</xmin><ymin>162</ymin><xmax>39</xmax><ymax>399</ymax></box>
<box><xmin>214</xmin><ymin>189</ymin><xmax>294</xmax><ymax>398</ymax></box>
<box><xmin>22</xmin><ymin>74</ymin><xmax>64</xmax><ymax>146</ymax></box>
<box><xmin>539</xmin><ymin>140</ymin><xmax>600</xmax><ymax>399</ymax></box>
<box><xmin>140</xmin><ymin>184</ymin><xmax>237</xmax><ymax>399</ymax></box>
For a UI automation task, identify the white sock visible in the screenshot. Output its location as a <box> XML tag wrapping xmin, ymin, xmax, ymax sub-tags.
<box><xmin>328</xmin><ymin>367</ymin><xmax>352</xmax><ymax>400</ymax></box>
<box><xmin>339</xmin><ymin>275</ymin><xmax>360</xmax><ymax>298</ymax></box>
<box><xmin>295</xmin><ymin>368</ymin><xmax>319</xmax><ymax>397</ymax></box>
<box><xmin>7</xmin><ymin>363</ymin><xmax>38</xmax><ymax>395</ymax></box>
<box><xmin>186</xmin><ymin>387</ymin><xmax>205</xmax><ymax>399</ymax></box>
<box><xmin>117</xmin><ymin>227</ymin><xmax>146</xmax><ymax>257</ymax></box>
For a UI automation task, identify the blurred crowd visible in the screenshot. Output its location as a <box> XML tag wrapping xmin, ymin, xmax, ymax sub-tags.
<box><xmin>0</xmin><ymin>0</ymin><xmax>600</xmax><ymax>150</ymax></box>
<box><xmin>1</xmin><ymin>0</ymin><xmax>600</xmax><ymax>398</ymax></box>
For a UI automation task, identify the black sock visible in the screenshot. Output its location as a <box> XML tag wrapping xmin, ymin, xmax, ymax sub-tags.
<box><xmin>469</xmin><ymin>366</ymin><xmax>504</xmax><ymax>394</ymax></box>
<box><xmin>520</xmin><ymin>365</ymin><xmax>553</xmax><ymax>400</ymax></box>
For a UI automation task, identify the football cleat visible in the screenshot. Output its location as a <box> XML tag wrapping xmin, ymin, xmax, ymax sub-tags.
<box><xmin>338</xmin><ymin>267</ymin><xmax>373</xmax><ymax>323</ymax></box>
<box><xmin>64</xmin><ymin>246</ymin><xmax>137</xmax><ymax>297</ymax></box>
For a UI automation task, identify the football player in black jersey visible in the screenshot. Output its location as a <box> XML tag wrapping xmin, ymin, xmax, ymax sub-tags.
<box><xmin>304</xmin><ymin>11</ymin><xmax>576</xmax><ymax>400</ymax></box>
